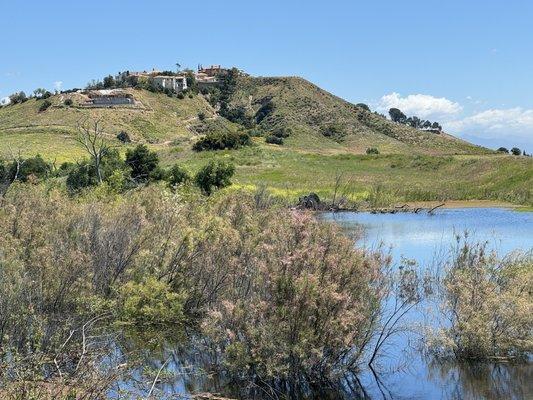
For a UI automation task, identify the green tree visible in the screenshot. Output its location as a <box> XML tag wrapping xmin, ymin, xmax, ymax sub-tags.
<box><xmin>194</xmin><ymin>160</ymin><xmax>235</xmax><ymax>195</ymax></box>
<box><xmin>389</xmin><ymin>108</ymin><xmax>407</xmax><ymax>123</ymax></box>
<box><xmin>8</xmin><ymin>155</ymin><xmax>50</xmax><ymax>182</ymax></box>
<box><xmin>125</xmin><ymin>144</ymin><xmax>160</xmax><ymax>182</ymax></box>
<box><xmin>497</xmin><ymin>147</ymin><xmax>509</xmax><ymax>153</ymax></box>
<box><xmin>103</xmin><ymin>75</ymin><xmax>115</xmax><ymax>89</ymax></box>
<box><xmin>356</xmin><ymin>103</ymin><xmax>370</xmax><ymax>111</ymax></box>
<box><xmin>511</xmin><ymin>147</ymin><xmax>521</xmax><ymax>156</ymax></box>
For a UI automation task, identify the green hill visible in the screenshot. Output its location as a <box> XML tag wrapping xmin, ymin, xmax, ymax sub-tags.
<box><xmin>0</xmin><ymin>74</ymin><xmax>531</xmax><ymax>206</ymax></box>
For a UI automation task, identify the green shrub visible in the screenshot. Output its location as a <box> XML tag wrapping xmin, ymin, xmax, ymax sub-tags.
<box><xmin>66</xmin><ymin>149</ymin><xmax>126</xmax><ymax>191</ymax></box>
<box><xmin>125</xmin><ymin>144</ymin><xmax>160</xmax><ymax>183</ymax></box>
<box><xmin>193</xmin><ymin>131</ymin><xmax>251</xmax><ymax>151</ymax></box>
<box><xmin>8</xmin><ymin>155</ymin><xmax>50</xmax><ymax>182</ymax></box>
<box><xmin>177</xmin><ymin>92</ymin><xmax>185</xmax><ymax>99</ymax></box>
<box><xmin>366</xmin><ymin>147</ymin><xmax>380</xmax><ymax>155</ymax></box>
<box><xmin>64</xmin><ymin>98</ymin><xmax>73</xmax><ymax>106</ymax></box>
<box><xmin>194</xmin><ymin>160</ymin><xmax>235</xmax><ymax>195</ymax></box>
<box><xmin>265</xmin><ymin>135</ymin><xmax>283</xmax><ymax>145</ymax></box>
<box><xmin>198</xmin><ymin>112</ymin><xmax>206</xmax><ymax>121</ymax></box>
<box><xmin>120</xmin><ymin>278</ymin><xmax>186</xmax><ymax>325</ymax></box>
<box><xmin>430</xmin><ymin>238</ymin><xmax>533</xmax><ymax>361</ymax></box>
<box><xmin>38</xmin><ymin>99</ymin><xmax>52</xmax><ymax>112</ymax></box>
<box><xmin>167</xmin><ymin>164</ymin><xmax>190</xmax><ymax>187</ymax></box>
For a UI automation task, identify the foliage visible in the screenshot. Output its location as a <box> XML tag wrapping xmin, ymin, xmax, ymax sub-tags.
<box><xmin>255</xmin><ymin>99</ymin><xmax>275</xmax><ymax>123</ymax></box>
<box><xmin>33</xmin><ymin>88</ymin><xmax>52</xmax><ymax>99</ymax></box>
<box><xmin>194</xmin><ymin>160</ymin><xmax>235</xmax><ymax>195</ymax></box>
<box><xmin>265</xmin><ymin>134</ymin><xmax>284</xmax><ymax>145</ymax></box>
<box><xmin>497</xmin><ymin>147</ymin><xmax>509</xmax><ymax>153</ymax></box>
<box><xmin>38</xmin><ymin>99</ymin><xmax>52</xmax><ymax>112</ymax></box>
<box><xmin>120</xmin><ymin>278</ymin><xmax>186</xmax><ymax>325</ymax></box>
<box><xmin>389</xmin><ymin>107</ymin><xmax>407</xmax><ymax>123</ymax></box>
<box><xmin>66</xmin><ymin>149</ymin><xmax>126</xmax><ymax>192</ymax></box>
<box><xmin>429</xmin><ymin>237</ymin><xmax>533</xmax><ymax>360</ymax></box>
<box><xmin>193</xmin><ymin>131</ymin><xmax>251</xmax><ymax>151</ymax></box>
<box><xmin>125</xmin><ymin>144</ymin><xmax>160</xmax><ymax>183</ymax></box>
<box><xmin>7</xmin><ymin>154</ymin><xmax>51</xmax><ymax>182</ymax></box>
<box><xmin>64</xmin><ymin>98</ymin><xmax>73</xmax><ymax>106</ymax></box>
<box><xmin>9</xmin><ymin>91</ymin><xmax>28</xmax><ymax>104</ymax></box>
<box><xmin>356</xmin><ymin>103</ymin><xmax>370</xmax><ymax>111</ymax></box>
<box><xmin>116</xmin><ymin>130</ymin><xmax>131</xmax><ymax>143</ymax></box>
<box><xmin>366</xmin><ymin>147</ymin><xmax>380</xmax><ymax>155</ymax></box>
<box><xmin>511</xmin><ymin>147</ymin><xmax>521</xmax><ymax>156</ymax></box>
<box><xmin>167</xmin><ymin>164</ymin><xmax>190</xmax><ymax>187</ymax></box>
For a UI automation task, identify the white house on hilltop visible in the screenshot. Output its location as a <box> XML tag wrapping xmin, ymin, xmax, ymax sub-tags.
<box><xmin>152</xmin><ymin>75</ymin><xmax>187</xmax><ymax>92</ymax></box>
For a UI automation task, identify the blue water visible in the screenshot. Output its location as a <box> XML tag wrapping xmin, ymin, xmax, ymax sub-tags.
<box><xmin>321</xmin><ymin>208</ymin><xmax>533</xmax><ymax>400</ymax></box>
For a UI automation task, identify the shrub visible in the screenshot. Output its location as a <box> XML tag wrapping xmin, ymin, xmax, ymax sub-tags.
<box><xmin>64</xmin><ymin>98</ymin><xmax>73</xmax><ymax>106</ymax></box>
<box><xmin>125</xmin><ymin>144</ymin><xmax>160</xmax><ymax>183</ymax></box>
<box><xmin>67</xmin><ymin>149</ymin><xmax>126</xmax><ymax>191</ymax></box>
<box><xmin>116</xmin><ymin>131</ymin><xmax>131</xmax><ymax>143</ymax></box>
<box><xmin>320</xmin><ymin>124</ymin><xmax>345</xmax><ymax>140</ymax></box>
<box><xmin>177</xmin><ymin>92</ymin><xmax>185</xmax><ymax>99</ymax></box>
<box><xmin>201</xmin><ymin>206</ymin><xmax>384</xmax><ymax>385</ymax></box>
<box><xmin>255</xmin><ymin>99</ymin><xmax>275</xmax><ymax>123</ymax></box>
<box><xmin>265</xmin><ymin>135</ymin><xmax>283</xmax><ymax>145</ymax></box>
<box><xmin>497</xmin><ymin>147</ymin><xmax>509</xmax><ymax>153</ymax></box>
<box><xmin>511</xmin><ymin>147</ymin><xmax>521</xmax><ymax>156</ymax></box>
<box><xmin>193</xmin><ymin>131</ymin><xmax>251</xmax><ymax>151</ymax></box>
<box><xmin>272</xmin><ymin>126</ymin><xmax>292</xmax><ymax>138</ymax></box>
<box><xmin>120</xmin><ymin>278</ymin><xmax>186</xmax><ymax>325</ymax></box>
<box><xmin>198</xmin><ymin>112</ymin><xmax>206</xmax><ymax>121</ymax></box>
<box><xmin>366</xmin><ymin>147</ymin><xmax>380</xmax><ymax>155</ymax></box>
<box><xmin>429</xmin><ymin>238</ymin><xmax>533</xmax><ymax>361</ymax></box>
<box><xmin>194</xmin><ymin>160</ymin><xmax>235</xmax><ymax>195</ymax></box>
<box><xmin>8</xmin><ymin>155</ymin><xmax>50</xmax><ymax>182</ymax></box>
<box><xmin>167</xmin><ymin>164</ymin><xmax>190</xmax><ymax>187</ymax></box>
<box><xmin>356</xmin><ymin>103</ymin><xmax>370</xmax><ymax>111</ymax></box>
<box><xmin>38</xmin><ymin>99</ymin><xmax>52</xmax><ymax>112</ymax></box>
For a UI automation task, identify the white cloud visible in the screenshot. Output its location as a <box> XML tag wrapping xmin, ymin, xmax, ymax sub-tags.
<box><xmin>54</xmin><ymin>81</ymin><xmax>63</xmax><ymax>91</ymax></box>
<box><xmin>0</xmin><ymin>96</ymin><xmax>10</xmax><ymax>106</ymax></box>
<box><xmin>377</xmin><ymin>92</ymin><xmax>462</xmax><ymax>119</ymax></box>
<box><xmin>446</xmin><ymin>107</ymin><xmax>533</xmax><ymax>141</ymax></box>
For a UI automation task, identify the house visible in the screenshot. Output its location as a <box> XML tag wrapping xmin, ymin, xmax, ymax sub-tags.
<box><xmin>84</xmin><ymin>89</ymin><xmax>135</xmax><ymax>107</ymax></box>
<box><xmin>195</xmin><ymin>64</ymin><xmax>229</xmax><ymax>89</ymax></box>
<box><xmin>152</xmin><ymin>75</ymin><xmax>187</xmax><ymax>92</ymax></box>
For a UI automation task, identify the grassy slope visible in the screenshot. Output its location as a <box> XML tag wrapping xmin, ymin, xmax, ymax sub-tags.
<box><xmin>230</xmin><ymin>76</ymin><xmax>488</xmax><ymax>155</ymax></box>
<box><xmin>0</xmin><ymin>78</ymin><xmax>531</xmax><ymax>205</ymax></box>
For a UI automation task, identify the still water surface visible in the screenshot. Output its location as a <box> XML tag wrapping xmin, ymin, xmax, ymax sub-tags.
<box><xmin>116</xmin><ymin>208</ymin><xmax>533</xmax><ymax>399</ymax></box>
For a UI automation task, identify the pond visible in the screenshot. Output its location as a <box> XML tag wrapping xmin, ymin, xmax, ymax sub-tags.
<box><xmin>114</xmin><ymin>208</ymin><xmax>533</xmax><ymax>399</ymax></box>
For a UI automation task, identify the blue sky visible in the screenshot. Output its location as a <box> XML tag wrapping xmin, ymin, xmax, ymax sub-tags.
<box><xmin>1</xmin><ymin>0</ymin><xmax>532</xmax><ymax>151</ymax></box>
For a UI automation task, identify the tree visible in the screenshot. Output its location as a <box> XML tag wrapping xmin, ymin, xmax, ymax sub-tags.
<box><xmin>511</xmin><ymin>147</ymin><xmax>521</xmax><ymax>156</ymax></box>
<box><xmin>423</xmin><ymin>120</ymin><xmax>432</xmax><ymax>129</ymax></box>
<box><xmin>356</xmin><ymin>103</ymin><xmax>370</xmax><ymax>112</ymax></box>
<box><xmin>389</xmin><ymin>108</ymin><xmax>406</xmax><ymax>123</ymax></box>
<box><xmin>125</xmin><ymin>144</ymin><xmax>160</xmax><ymax>182</ymax></box>
<box><xmin>103</xmin><ymin>75</ymin><xmax>115</xmax><ymax>89</ymax></box>
<box><xmin>33</xmin><ymin>88</ymin><xmax>51</xmax><ymax>99</ymax></box>
<box><xmin>75</xmin><ymin>118</ymin><xmax>110</xmax><ymax>184</ymax></box>
<box><xmin>9</xmin><ymin>91</ymin><xmax>28</xmax><ymax>104</ymax></box>
<box><xmin>38</xmin><ymin>99</ymin><xmax>52</xmax><ymax>112</ymax></box>
<box><xmin>497</xmin><ymin>147</ymin><xmax>509</xmax><ymax>153</ymax></box>
<box><xmin>194</xmin><ymin>160</ymin><xmax>235</xmax><ymax>195</ymax></box>
<box><xmin>366</xmin><ymin>147</ymin><xmax>379</xmax><ymax>155</ymax></box>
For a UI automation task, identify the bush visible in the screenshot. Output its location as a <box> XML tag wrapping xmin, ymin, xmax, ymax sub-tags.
<box><xmin>429</xmin><ymin>238</ymin><xmax>533</xmax><ymax>361</ymax></box>
<box><xmin>265</xmin><ymin>135</ymin><xmax>283</xmax><ymax>145</ymax></box>
<box><xmin>125</xmin><ymin>144</ymin><xmax>160</xmax><ymax>182</ymax></box>
<box><xmin>38</xmin><ymin>99</ymin><xmax>52</xmax><ymax>112</ymax></box>
<box><xmin>64</xmin><ymin>98</ymin><xmax>73</xmax><ymax>106</ymax></box>
<box><xmin>177</xmin><ymin>92</ymin><xmax>185</xmax><ymax>99</ymax></box>
<box><xmin>8</xmin><ymin>155</ymin><xmax>50</xmax><ymax>182</ymax></box>
<box><xmin>116</xmin><ymin>131</ymin><xmax>131</xmax><ymax>143</ymax></box>
<box><xmin>193</xmin><ymin>131</ymin><xmax>251</xmax><ymax>151</ymax></box>
<box><xmin>120</xmin><ymin>278</ymin><xmax>186</xmax><ymax>325</ymax></box>
<box><xmin>366</xmin><ymin>147</ymin><xmax>380</xmax><ymax>155</ymax></box>
<box><xmin>67</xmin><ymin>149</ymin><xmax>126</xmax><ymax>191</ymax></box>
<box><xmin>497</xmin><ymin>147</ymin><xmax>509</xmax><ymax>153</ymax></box>
<box><xmin>356</xmin><ymin>103</ymin><xmax>370</xmax><ymax>111</ymax></box>
<box><xmin>167</xmin><ymin>164</ymin><xmax>190</xmax><ymax>187</ymax></box>
<box><xmin>511</xmin><ymin>147</ymin><xmax>521</xmax><ymax>156</ymax></box>
<box><xmin>198</xmin><ymin>112</ymin><xmax>206</xmax><ymax>121</ymax></box>
<box><xmin>194</xmin><ymin>160</ymin><xmax>235</xmax><ymax>195</ymax></box>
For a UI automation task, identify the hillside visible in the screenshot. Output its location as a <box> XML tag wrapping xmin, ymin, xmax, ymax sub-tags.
<box><xmin>1</xmin><ymin>74</ymin><xmax>531</xmax><ymax>206</ymax></box>
<box><xmin>0</xmin><ymin>75</ymin><xmax>488</xmax><ymax>161</ymax></box>
<box><xmin>225</xmin><ymin>75</ymin><xmax>488</xmax><ymax>155</ymax></box>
